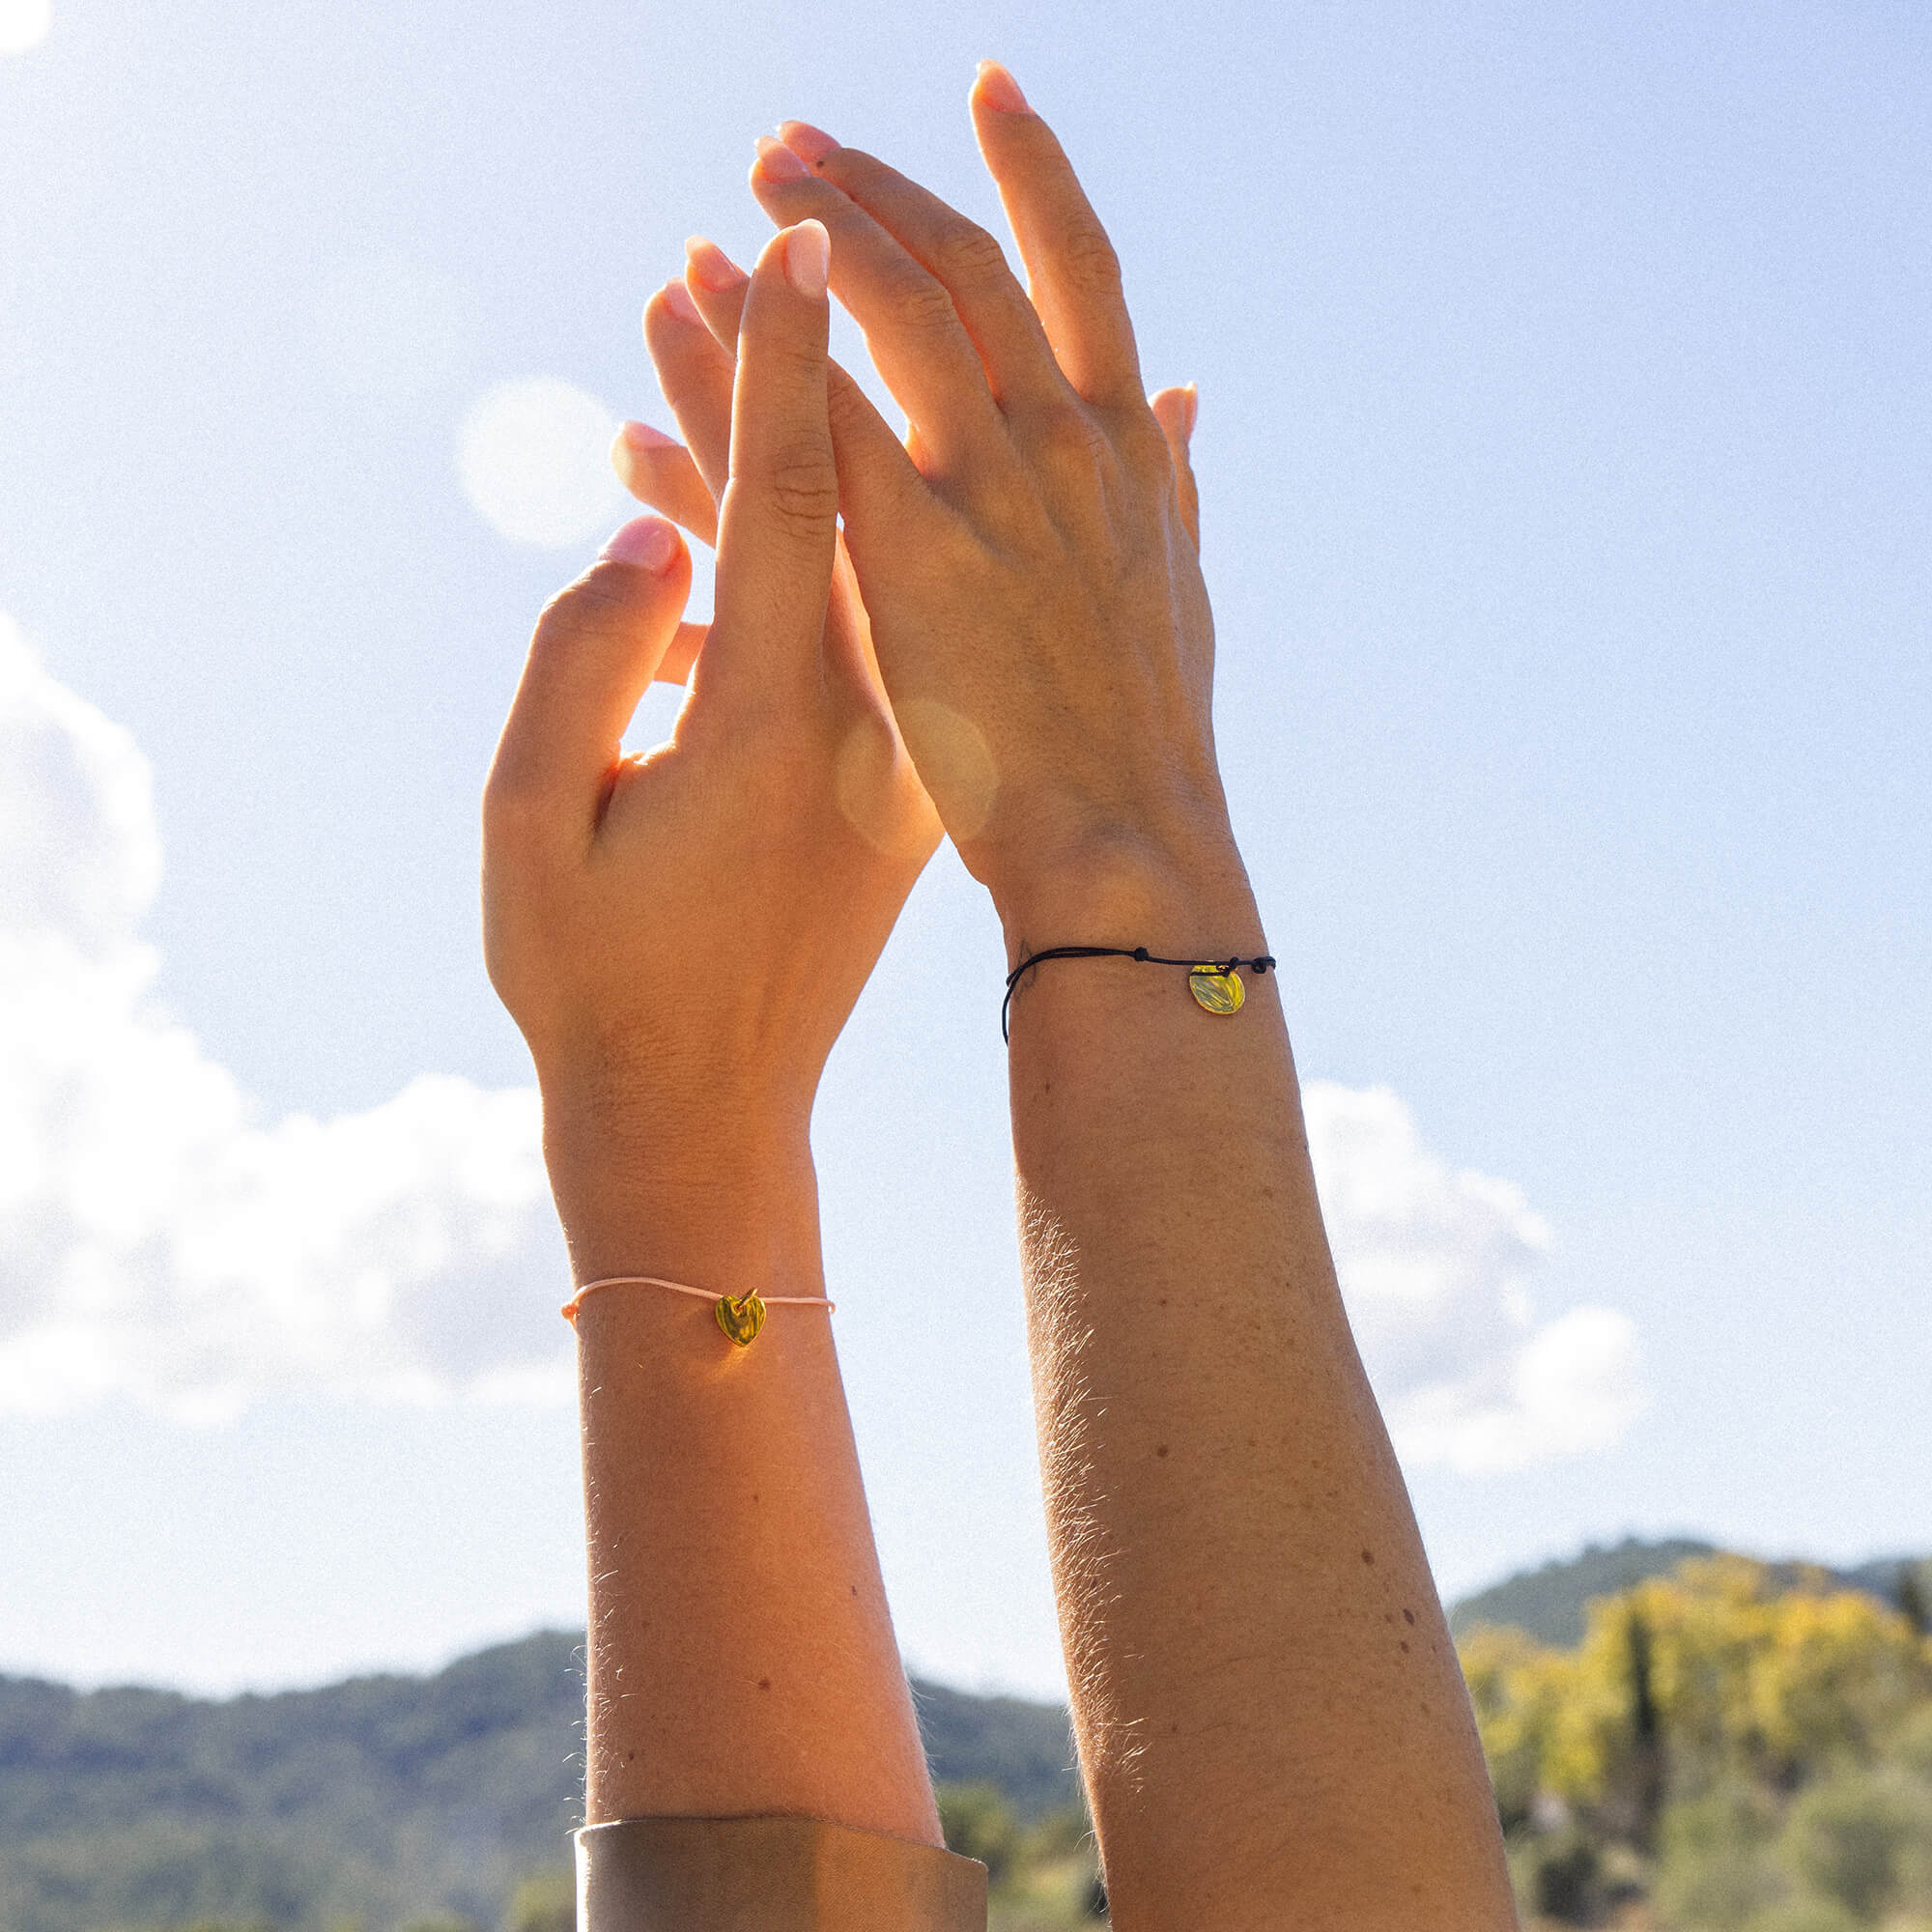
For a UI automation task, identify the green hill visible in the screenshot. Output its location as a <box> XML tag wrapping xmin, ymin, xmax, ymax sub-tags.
<box><xmin>0</xmin><ymin>1634</ymin><xmax>1077</xmax><ymax>1932</ymax></box>
<box><xmin>6</xmin><ymin>1540</ymin><xmax>1924</xmax><ymax>1931</ymax></box>
<box><xmin>1448</xmin><ymin>1537</ymin><xmax>1720</xmax><ymax>1644</ymax></box>
<box><xmin>1447</xmin><ymin>1535</ymin><xmax>1931</xmax><ymax>1647</ymax></box>
<box><xmin>910</xmin><ymin>1678</ymin><xmax>1080</xmax><ymax>1818</ymax></box>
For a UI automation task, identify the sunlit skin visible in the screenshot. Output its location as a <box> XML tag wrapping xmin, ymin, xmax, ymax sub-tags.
<box><xmin>737</xmin><ymin>64</ymin><xmax>1517</xmax><ymax>1930</ymax></box>
<box><xmin>486</xmin><ymin>59</ymin><xmax>1516</xmax><ymax>1932</ymax></box>
<box><xmin>487</xmin><ymin>184</ymin><xmax>1202</xmax><ymax>1852</ymax></box>
<box><xmin>483</xmin><ymin>219</ymin><xmax>944</xmax><ymax>1840</ymax></box>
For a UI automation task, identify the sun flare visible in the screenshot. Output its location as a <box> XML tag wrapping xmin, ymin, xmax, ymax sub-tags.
<box><xmin>0</xmin><ymin>0</ymin><xmax>51</xmax><ymax>56</ymax></box>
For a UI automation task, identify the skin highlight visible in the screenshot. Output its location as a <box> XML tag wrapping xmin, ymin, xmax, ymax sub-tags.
<box><xmin>488</xmin><ymin>63</ymin><xmax>1517</xmax><ymax>1932</ymax></box>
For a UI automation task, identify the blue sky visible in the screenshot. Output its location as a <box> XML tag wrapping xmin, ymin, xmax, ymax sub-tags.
<box><xmin>0</xmin><ymin>0</ymin><xmax>1926</xmax><ymax>1700</ymax></box>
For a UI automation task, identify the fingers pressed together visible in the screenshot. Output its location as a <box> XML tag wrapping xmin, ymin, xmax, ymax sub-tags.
<box><xmin>753</xmin><ymin>61</ymin><xmax>1145</xmax><ymax>435</ymax></box>
<box><xmin>603</xmin><ymin>60</ymin><xmax>1203</xmax><ymax>728</ymax></box>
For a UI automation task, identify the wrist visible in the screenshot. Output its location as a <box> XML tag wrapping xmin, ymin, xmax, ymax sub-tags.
<box><xmin>988</xmin><ymin>815</ymin><xmax>1258</xmax><ymax>968</ymax></box>
<box><xmin>540</xmin><ymin>1081</ymin><xmax>820</xmax><ymax>1293</ymax></box>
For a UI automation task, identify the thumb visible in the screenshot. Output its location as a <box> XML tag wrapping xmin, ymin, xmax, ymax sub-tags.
<box><xmin>1150</xmin><ymin>384</ymin><xmax>1201</xmax><ymax>552</ymax></box>
<box><xmin>485</xmin><ymin>516</ymin><xmax>692</xmax><ymax>846</ymax></box>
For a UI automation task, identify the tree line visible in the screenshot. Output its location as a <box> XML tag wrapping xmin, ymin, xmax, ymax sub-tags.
<box><xmin>1467</xmin><ymin>1553</ymin><xmax>1932</xmax><ymax>1927</ymax></box>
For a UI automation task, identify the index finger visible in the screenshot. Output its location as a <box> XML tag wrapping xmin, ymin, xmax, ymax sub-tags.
<box><xmin>701</xmin><ymin>220</ymin><xmax>841</xmax><ymax>710</ymax></box>
<box><xmin>969</xmin><ymin>62</ymin><xmax>1144</xmax><ymax>409</ymax></box>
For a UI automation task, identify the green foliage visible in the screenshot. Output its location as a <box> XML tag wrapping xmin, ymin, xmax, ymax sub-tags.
<box><xmin>1746</xmin><ymin>1900</ymin><xmax>1864</xmax><ymax>1932</ymax></box>
<box><xmin>1463</xmin><ymin>1553</ymin><xmax>1932</xmax><ymax>1930</ymax></box>
<box><xmin>1514</xmin><ymin>1825</ymin><xmax>1602</xmax><ymax>1923</ymax></box>
<box><xmin>501</xmin><ymin>1868</ymin><xmax>573</xmax><ymax>1932</ymax></box>
<box><xmin>980</xmin><ymin>1799</ymin><xmax>1104</xmax><ymax>1929</ymax></box>
<box><xmin>0</xmin><ymin>1633</ymin><xmax>589</xmax><ymax>1932</ymax></box>
<box><xmin>1778</xmin><ymin>1769</ymin><xmax>1932</xmax><ymax>1922</ymax></box>
<box><xmin>1449</xmin><ymin>1538</ymin><xmax>1931</xmax><ymax>1652</ymax></box>
<box><xmin>0</xmin><ymin>1634</ymin><xmax>1076</xmax><ymax>1932</ymax></box>
<box><xmin>1900</xmin><ymin>1705</ymin><xmax>1932</xmax><ymax>1779</ymax></box>
<box><xmin>1018</xmin><ymin>1804</ymin><xmax>1094</xmax><ymax>1864</ymax></box>
<box><xmin>111</xmin><ymin>1922</ymin><xmax>280</xmax><ymax>1932</ymax></box>
<box><xmin>1901</xmin><ymin>1566</ymin><xmax>1931</xmax><ymax>1640</ymax></box>
<box><xmin>912</xmin><ymin>1681</ymin><xmax>1080</xmax><ymax>1817</ymax></box>
<box><xmin>1654</xmin><ymin>1786</ymin><xmax>1786</xmax><ymax>1931</ymax></box>
<box><xmin>1452</xmin><ymin>1536</ymin><xmax>1720</xmax><ymax>1646</ymax></box>
<box><xmin>11</xmin><ymin>1547</ymin><xmax>1930</xmax><ymax>1932</ymax></box>
<box><xmin>937</xmin><ymin>1781</ymin><xmax>1022</xmax><ymax>1888</ymax></box>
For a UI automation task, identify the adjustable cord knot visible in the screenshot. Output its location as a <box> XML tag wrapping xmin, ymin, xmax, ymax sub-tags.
<box><xmin>1001</xmin><ymin>945</ymin><xmax>1279</xmax><ymax>1041</ymax></box>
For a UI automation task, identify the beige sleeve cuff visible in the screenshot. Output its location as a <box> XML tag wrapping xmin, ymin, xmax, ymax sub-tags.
<box><xmin>576</xmin><ymin>1813</ymin><xmax>989</xmax><ymax>1932</ymax></box>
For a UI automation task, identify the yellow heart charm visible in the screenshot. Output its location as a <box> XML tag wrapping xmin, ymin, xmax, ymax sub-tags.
<box><xmin>1188</xmin><ymin>965</ymin><xmax>1246</xmax><ymax>1014</ymax></box>
<box><xmin>714</xmin><ymin>1293</ymin><xmax>767</xmax><ymax>1348</ymax></box>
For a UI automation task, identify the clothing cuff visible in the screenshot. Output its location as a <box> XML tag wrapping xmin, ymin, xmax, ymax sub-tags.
<box><xmin>576</xmin><ymin>1813</ymin><xmax>989</xmax><ymax>1931</ymax></box>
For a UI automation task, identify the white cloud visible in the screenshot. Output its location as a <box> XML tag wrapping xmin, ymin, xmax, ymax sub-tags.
<box><xmin>1304</xmin><ymin>1082</ymin><xmax>1645</xmax><ymax>1472</ymax></box>
<box><xmin>0</xmin><ymin>614</ymin><xmax>569</xmax><ymax>1422</ymax></box>
<box><xmin>458</xmin><ymin>376</ymin><xmax>628</xmax><ymax>548</ymax></box>
<box><xmin>0</xmin><ymin>613</ymin><xmax>1639</xmax><ymax>1467</ymax></box>
<box><xmin>0</xmin><ymin>0</ymin><xmax>51</xmax><ymax>58</ymax></box>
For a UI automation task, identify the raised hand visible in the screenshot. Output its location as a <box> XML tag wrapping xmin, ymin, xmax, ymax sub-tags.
<box><xmin>743</xmin><ymin>68</ymin><xmax>1225</xmax><ymax>958</ymax></box>
<box><xmin>481</xmin><ymin>222</ymin><xmax>945</xmax><ymax>1846</ymax></box>
<box><xmin>739</xmin><ymin>71</ymin><xmax>1520</xmax><ymax>1932</ymax></box>
<box><xmin>486</xmin><ymin>221</ymin><xmax>938</xmax><ymax>1239</ymax></box>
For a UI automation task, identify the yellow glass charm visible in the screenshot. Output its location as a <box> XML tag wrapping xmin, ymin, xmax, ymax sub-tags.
<box><xmin>1188</xmin><ymin>965</ymin><xmax>1246</xmax><ymax>1014</ymax></box>
<box><xmin>715</xmin><ymin>1293</ymin><xmax>767</xmax><ymax>1348</ymax></box>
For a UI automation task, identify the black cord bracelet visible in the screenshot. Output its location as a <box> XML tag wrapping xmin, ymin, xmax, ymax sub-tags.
<box><xmin>1001</xmin><ymin>946</ymin><xmax>1277</xmax><ymax>1041</ymax></box>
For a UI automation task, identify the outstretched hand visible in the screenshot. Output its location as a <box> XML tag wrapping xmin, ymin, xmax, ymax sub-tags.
<box><xmin>745</xmin><ymin>66</ymin><xmax>1228</xmax><ymax>954</ymax></box>
<box><xmin>483</xmin><ymin>219</ymin><xmax>939</xmax><ymax>1281</ymax></box>
<box><xmin>733</xmin><ymin>77</ymin><xmax>1520</xmax><ymax>1932</ymax></box>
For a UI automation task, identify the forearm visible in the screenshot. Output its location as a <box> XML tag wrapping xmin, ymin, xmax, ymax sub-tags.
<box><xmin>552</xmin><ymin>1114</ymin><xmax>938</xmax><ymax>1845</ymax></box>
<box><xmin>729</xmin><ymin>71</ymin><xmax>1512</xmax><ymax>1919</ymax></box>
<box><xmin>483</xmin><ymin>211</ymin><xmax>954</xmax><ymax>1897</ymax></box>
<box><xmin>1001</xmin><ymin>844</ymin><xmax>1514</xmax><ymax>1930</ymax></box>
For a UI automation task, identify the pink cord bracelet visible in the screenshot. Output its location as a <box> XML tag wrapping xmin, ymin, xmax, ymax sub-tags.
<box><xmin>560</xmin><ymin>1274</ymin><xmax>835</xmax><ymax>1349</ymax></box>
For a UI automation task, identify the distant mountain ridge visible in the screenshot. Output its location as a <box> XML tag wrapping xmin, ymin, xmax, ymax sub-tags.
<box><xmin>0</xmin><ymin>1633</ymin><xmax>1077</xmax><ymax>1932</ymax></box>
<box><xmin>3</xmin><ymin>1540</ymin><xmax>1923</xmax><ymax>1930</ymax></box>
<box><xmin>1447</xmin><ymin>1535</ymin><xmax>1931</xmax><ymax>1646</ymax></box>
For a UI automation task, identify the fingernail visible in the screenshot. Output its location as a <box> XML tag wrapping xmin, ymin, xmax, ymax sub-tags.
<box><xmin>621</xmin><ymin>419</ymin><xmax>679</xmax><ymax>451</ymax></box>
<box><xmin>976</xmin><ymin>61</ymin><xmax>1029</xmax><ymax>113</ymax></box>
<box><xmin>684</xmin><ymin>235</ymin><xmax>745</xmax><ymax>293</ymax></box>
<box><xmin>785</xmin><ymin>219</ymin><xmax>830</xmax><ymax>299</ymax></box>
<box><xmin>658</xmin><ymin>276</ymin><xmax>703</xmax><ymax>327</ymax></box>
<box><xmin>779</xmin><ymin>120</ymin><xmax>838</xmax><ymax>166</ymax></box>
<box><xmin>1183</xmin><ymin>384</ymin><xmax>1200</xmax><ymax>438</ymax></box>
<box><xmin>753</xmin><ymin>133</ymin><xmax>809</xmax><ymax>183</ymax></box>
<box><xmin>600</xmin><ymin>516</ymin><xmax>679</xmax><ymax>573</ymax></box>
